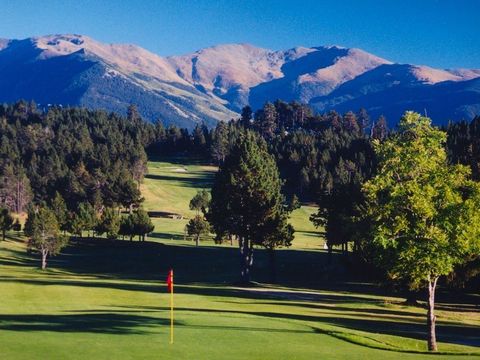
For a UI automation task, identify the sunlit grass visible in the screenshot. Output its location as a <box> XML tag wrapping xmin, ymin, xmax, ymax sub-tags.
<box><xmin>0</xmin><ymin>156</ymin><xmax>478</xmax><ymax>359</ymax></box>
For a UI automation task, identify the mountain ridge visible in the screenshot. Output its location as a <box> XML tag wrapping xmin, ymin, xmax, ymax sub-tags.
<box><xmin>0</xmin><ymin>34</ymin><xmax>478</xmax><ymax>128</ymax></box>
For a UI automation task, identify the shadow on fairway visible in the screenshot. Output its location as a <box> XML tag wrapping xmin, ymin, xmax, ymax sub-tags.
<box><xmin>149</xmin><ymin>232</ymin><xmax>185</xmax><ymax>241</ymax></box>
<box><xmin>145</xmin><ymin>173</ymin><xmax>213</xmax><ymax>189</ymax></box>
<box><xmin>3</xmin><ymin>236</ymin><xmax>479</xmax><ymax>348</ymax></box>
<box><xmin>115</xmin><ymin>305</ymin><xmax>480</xmax><ymax>347</ymax></box>
<box><xmin>0</xmin><ymin>313</ymin><xmax>177</xmax><ymax>334</ymax></box>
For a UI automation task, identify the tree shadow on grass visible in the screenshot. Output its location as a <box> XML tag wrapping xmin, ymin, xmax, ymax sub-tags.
<box><xmin>0</xmin><ymin>311</ymin><xmax>312</xmax><ymax>336</ymax></box>
<box><xmin>0</xmin><ymin>313</ymin><xmax>177</xmax><ymax>334</ymax></box>
<box><xmin>148</xmin><ymin>232</ymin><xmax>185</xmax><ymax>241</ymax></box>
<box><xmin>238</xmin><ymin>300</ymin><xmax>425</xmax><ymax>318</ymax></box>
<box><xmin>144</xmin><ymin>173</ymin><xmax>213</xmax><ymax>189</ymax></box>
<box><xmin>117</xmin><ymin>305</ymin><xmax>480</xmax><ymax>347</ymax></box>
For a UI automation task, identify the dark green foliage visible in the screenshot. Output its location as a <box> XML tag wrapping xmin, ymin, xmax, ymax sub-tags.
<box><xmin>208</xmin><ymin>130</ymin><xmax>294</xmax><ymax>283</ymax></box>
<box><xmin>119</xmin><ymin>209</ymin><xmax>155</xmax><ymax>241</ymax></box>
<box><xmin>240</xmin><ymin>106</ymin><xmax>252</xmax><ymax>129</ymax></box>
<box><xmin>446</xmin><ymin>115</ymin><xmax>480</xmax><ymax>288</ymax></box>
<box><xmin>131</xmin><ymin>209</ymin><xmax>155</xmax><ymax>241</ymax></box>
<box><xmin>189</xmin><ymin>190</ymin><xmax>210</xmax><ymax>216</ymax></box>
<box><xmin>70</xmin><ymin>202</ymin><xmax>96</xmax><ymax>238</ymax></box>
<box><xmin>12</xmin><ymin>218</ymin><xmax>21</xmax><ymax>233</ymax></box>
<box><xmin>119</xmin><ymin>215</ymin><xmax>135</xmax><ymax>241</ymax></box>
<box><xmin>371</xmin><ymin>115</ymin><xmax>388</xmax><ymax>141</ymax></box>
<box><xmin>210</xmin><ymin>121</ymin><xmax>229</xmax><ymax>164</ymax></box>
<box><xmin>447</xmin><ymin>115</ymin><xmax>480</xmax><ymax>179</ymax></box>
<box><xmin>51</xmin><ymin>192</ymin><xmax>68</xmax><ymax>231</ymax></box>
<box><xmin>185</xmin><ymin>215</ymin><xmax>211</xmax><ymax>246</ymax></box>
<box><xmin>95</xmin><ymin>208</ymin><xmax>121</xmax><ymax>239</ymax></box>
<box><xmin>0</xmin><ymin>101</ymin><xmax>151</xmax><ymax>211</ymax></box>
<box><xmin>0</xmin><ymin>162</ymin><xmax>32</xmax><ymax>213</ymax></box>
<box><xmin>0</xmin><ymin>207</ymin><xmax>14</xmax><ymax>241</ymax></box>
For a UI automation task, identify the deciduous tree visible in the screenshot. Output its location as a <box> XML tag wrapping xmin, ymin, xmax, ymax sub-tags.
<box><xmin>25</xmin><ymin>207</ymin><xmax>68</xmax><ymax>270</ymax></box>
<box><xmin>362</xmin><ymin>112</ymin><xmax>480</xmax><ymax>351</ymax></box>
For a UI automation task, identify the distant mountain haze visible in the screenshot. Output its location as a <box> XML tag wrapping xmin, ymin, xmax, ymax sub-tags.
<box><xmin>0</xmin><ymin>34</ymin><xmax>479</xmax><ymax>128</ymax></box>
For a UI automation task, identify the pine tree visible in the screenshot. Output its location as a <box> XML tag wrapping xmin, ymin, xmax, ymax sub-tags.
<box><xmin>208</xmin><ymin>130</ymin><xmax>294</xmax><ymax>283</ymax></box>
<box><xmin>189</xmin><ymin>190</ymin><xmax>210</xmax><ymax>216</ymax></box>
<box><xmin>255</xmin><ymin>103</ymin><xmax>278</xmax><ymax>139</ymax></box>
<box><xmin>95</xmin><ymin>208</ymin><xmax>120</xmax><ymax>239</ymax></box>
<box><xmin>371</xmin><ymin>115</ymin><xmax>388</xmax><ymax>140</ymax></box>
<box><xmin>240</xmin><ymin>106</ymin><xmax>252</xmax><ymax>129</ymax></box>
<box><xmin>51</xmin><ymin>192</ymin><xmax>68</xmax><ymax>231</ymax></box>
<box><xmin>211</xmin><ymin>122</ymin><xmax>229</xmax><ymax>164</ymax></box>
<box><xmin>185</xmin><ymin>215</ymin><xmax>210</xmax><ymax>246</ymax></box>
<box><xmin>0</xmin><ymin>207</ymin><xmax>13</xmax><ymax>240</ymax></box>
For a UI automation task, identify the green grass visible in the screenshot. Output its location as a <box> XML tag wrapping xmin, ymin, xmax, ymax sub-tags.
<box><xmin>0</xmin><ymin>155</ymin><xmax>479</xmax><ymax>359</ymax></box>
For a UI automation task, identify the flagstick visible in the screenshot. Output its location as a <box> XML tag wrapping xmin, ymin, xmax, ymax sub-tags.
<box><xmin>170</xmin><ymin>274</ymin><xmax>174</xmax><ymax>344</ymax></box>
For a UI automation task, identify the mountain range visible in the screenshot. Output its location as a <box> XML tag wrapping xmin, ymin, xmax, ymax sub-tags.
<box><xmin>0</xmin><ymin>34</ymin><xmax>479</xmax><ymax>128</ymax></box>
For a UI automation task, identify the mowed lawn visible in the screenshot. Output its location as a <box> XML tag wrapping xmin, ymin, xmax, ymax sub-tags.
<box><xmin>0</xmin><ymin>156</ymin><xmax>479</xmax><ymax>359</ymax></box>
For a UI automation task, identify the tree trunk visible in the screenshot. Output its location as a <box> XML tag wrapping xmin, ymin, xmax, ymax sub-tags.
<box><xmin>427</xmin><ymin>277</ymin><xmax>439</xmax><ymax>351</ymax></box>
<box><xmin>239</xmin><ymin>237</ymin><xmax>253</xmax><ymax>284</ymax></box>
<box><xmin>327</xmin><ymin>244</ymin><xmax>333</xmax><ymax>264</ymax></box>
<box><xmin>41</xmin><ymin>249</ymin><xmax>48</xmax><ymax>270</ymax></box>
<box><xmin>2</xmin><ymin>229</ymin><xmax>5</xmax><ymax>241</ymax></box>
<box><xmin>268</xmin><ymin>247</ymin><xmax>276</xmax><ymax>283</ymax></box>
<box><xmin>405</xmin><ymin>289</ymin><xmax>419</xmax><ymax>306</ymax></box>
<box><xmin>195</xmin><ymin>234</ymin><xmax>199</xmax><ymax>247</ymax></box>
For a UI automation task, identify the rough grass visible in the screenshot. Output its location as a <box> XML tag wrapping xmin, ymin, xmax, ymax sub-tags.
<box><xmin>0</xmin><ymin>156</ymin><xmax>479</xmax><ymax>359</ymax></box>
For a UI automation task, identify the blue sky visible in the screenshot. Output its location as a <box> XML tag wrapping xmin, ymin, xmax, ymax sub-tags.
<box><xmin>0</xmin><ymin>0</ymin><xmax>479</xmax><ymax>68</ymax></box>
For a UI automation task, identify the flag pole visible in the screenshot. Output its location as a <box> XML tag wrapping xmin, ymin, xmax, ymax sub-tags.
<box><xmin>170</xmin><ymin>270</ymin><xmax>174</xmax><ymax>344</ymax></box>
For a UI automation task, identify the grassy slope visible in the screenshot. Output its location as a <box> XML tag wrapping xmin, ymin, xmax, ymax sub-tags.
<box><xmin>1</xmin><ymin>156</ymin><xmax>479</xmax><ymax>359</ymax></box>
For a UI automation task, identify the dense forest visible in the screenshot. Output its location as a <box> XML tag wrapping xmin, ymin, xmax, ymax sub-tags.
<box><xmin>1</xmin><ymin>99</ymin><xmax>479</xmax><ymax>287</ymax></box>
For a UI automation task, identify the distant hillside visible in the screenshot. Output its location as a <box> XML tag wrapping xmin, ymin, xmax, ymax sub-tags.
<box><xmin>0</xmin><ymin>34</ymin><xmax>479</xmax><ymax>128</ymax></box>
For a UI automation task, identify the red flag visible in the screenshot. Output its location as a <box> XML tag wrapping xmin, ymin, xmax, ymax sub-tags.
<box><xmin>166</xmin><ymin>269</ymin><xmax>173</xmax><ymax>292</ymax></box>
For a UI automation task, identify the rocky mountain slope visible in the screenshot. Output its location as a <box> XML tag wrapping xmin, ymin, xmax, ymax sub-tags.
<box><xmin>0</xmin><ymin>34</ymin><xmax>478</xmax><ymax>128</ymax></box>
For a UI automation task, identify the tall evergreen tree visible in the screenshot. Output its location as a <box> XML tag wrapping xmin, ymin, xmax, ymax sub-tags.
<box><xmin>211</xmin><ymin>121</ymin><xmax>229</xmax><ymax>164</ymax></box>
<box><xmin>208</xmin><ymin>130</ymin><xmax>294</xmax><ymax>283</ymax></box>
<box><xmin>0</xmin><ymin>207</ymin><xmax>13</xmax><ymax>241</ymax></box>
<box><xmin>240</xmin><ymin>106</ymin><xmax>252</xmax><ymax>129</ymax></box>
<box><xmin>371</xmin><ymin>115</ymin><xmax>388</xmax><ymax>140</ymax></box>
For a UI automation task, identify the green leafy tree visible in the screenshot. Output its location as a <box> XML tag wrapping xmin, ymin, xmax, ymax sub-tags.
<box><xmin>71</xmin><ymin>202</ymin><xmax>96</xmax><ymax>238</ymax></box>
<box><xmin>208</xmin><ymin>130</ymin><xmax>294</xmax><ymax>283</ymax></box>
<box><xmin>51</xmin><ymin>192</ymin><xmax>68</xmax><ymax>232</ymax></box>
<box><xmin>362</xmin><ymin>112</ymin><xmax>480</xmax><ymax>351</ymax></box>
<box><xmin>119</xmin><ymin>215</ymin><xmax>135</xmax><ymax>241</ymax></box>
<box><xmin>0</xmin><ymin>207</ymin><xmax>13</xmax><ymax>241</ymax></box>
<box><xmin>24</xmin><ymin>207</ymin><xmax>68</xmax><ymax>270</ymax></box>
<box><xmin>130</xmin><ymin>209</ymin><xmax>154</xmax><ymax>241</ymax></box>
<box><xmin>185</xmin><ymin>215</ymin><xmax>210</xmax><ymax>246</ymax></box>
<box><xmin>95</xmin><ymin>208</ymin><xmax>120</xmax><ymax>239</ymax></box>
<box><xmin>189</xmin><ymin>190</ymin><xmax>210</xmax><ymax>216</ymax></box>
